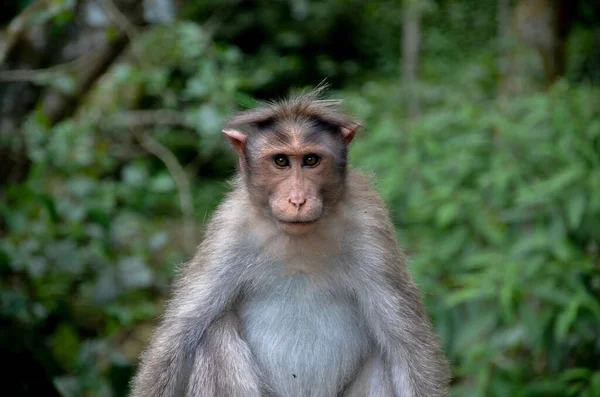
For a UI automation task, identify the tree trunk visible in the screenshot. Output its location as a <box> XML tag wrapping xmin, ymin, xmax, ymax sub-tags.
<box><xmin>402</xmin><ymin>0</ymin><xmax>421</xmax><ymax>119</ymax></box>
<box><xmin>497</xmin><ymin>0</ymin><xmax>515</xmax><ymax>98</ymax></box>
<box><xmin>0</xmin><ymin>0</ymin><xmax>145</xmax><ymax>188</ymax></box>
<box><xmin>510</xmin><ymin>0</ymin><xmax>575</xmax><ymax>91</ymax></box>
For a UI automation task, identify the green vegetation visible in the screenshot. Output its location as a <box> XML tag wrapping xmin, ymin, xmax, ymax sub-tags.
<box><xmin>349</xmin><ymin>82</ymin><xmax>600</xmax><ymax>396</ymax></box>
<box><xmin>1</xmin><ymin>0</ymin><xmax>599</xmax><ymax>396</ymax></box>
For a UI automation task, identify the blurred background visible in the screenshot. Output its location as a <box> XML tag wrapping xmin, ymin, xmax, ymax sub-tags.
<box><xmin>1</xmin><ymin>0</ymin><xmax>599</xmax><ymax>396</ymax></box>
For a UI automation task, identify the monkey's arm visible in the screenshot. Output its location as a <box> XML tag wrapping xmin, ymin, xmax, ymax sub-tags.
<box><xmin>130</xmin><ymin>249</ymin><xmax>250</xmax><ymax>397</ymax></box>
<box><xmin>187</xmin><ymin>312</ymin><xmax>265</xmax><ymax>396</ymax></box>
<box><xmin>355</xmin><ymin>239</ymin><xmax>450</xmax><ymax>396</ymax></box>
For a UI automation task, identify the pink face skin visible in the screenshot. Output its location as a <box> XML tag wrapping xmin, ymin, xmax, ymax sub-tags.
<box><xmin>265</xmin><ymin>150</ymin><xmax>327</xmax><ymax>236</ymax></box>
<box><xmin>223</xmin><ymin>125</ymin><xmax>357</xmax><ymax>237</ymax></box>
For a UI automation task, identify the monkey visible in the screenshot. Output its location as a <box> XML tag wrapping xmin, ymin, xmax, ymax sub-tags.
<box><xmin>130</xmin><ymin>85</ymin><xmax>451</xmax><ymax>397</ymax></box>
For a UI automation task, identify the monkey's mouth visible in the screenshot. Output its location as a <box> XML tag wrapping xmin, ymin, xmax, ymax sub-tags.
<box><xmin>276</xmin><ymin>218</ymin><xmax>319</xmax><ymax>235</ymax></box>
<box><xmin>279</xmin><ymin>219</ymin><xmax>318</xmax><ymax>225</ymax></box>
<box><xmin>277</xmin><ymin>216</ymin><xmax>320</xmax><ymax>226</ymax></box>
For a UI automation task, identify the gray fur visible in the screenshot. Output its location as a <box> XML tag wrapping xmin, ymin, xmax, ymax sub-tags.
<box><xmin>131</xmin><ymin>78</ymin><xmax>449</xmax><ymax>397</ymax></box>
<box><xmin>130</xmin><ymin>171</ymin><xmax>450</xmax><ymax>397</ymax></box>
<box><xmin>187</xmin><ymin>313</ymin><xmax>265</xmax><ymax>396</ymax></box>
<box><xmin>238</xmin><ymin>270</ymin><xmax>371</xmax><ymax>397</ymax></box>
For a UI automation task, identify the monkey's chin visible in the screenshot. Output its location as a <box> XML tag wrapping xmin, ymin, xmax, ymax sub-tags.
<box><xmin>277</xmin><ymin>220</ymin><xmax>318</xmax><ymax>236</ymax></box>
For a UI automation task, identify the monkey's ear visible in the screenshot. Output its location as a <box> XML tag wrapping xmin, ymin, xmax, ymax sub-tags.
<box><xmin>341</xmin><ymin>123</ymin><xmax>361</xmax><ymax>145</ymax></box>
<box><xmin>222</xmin><ymin>129</ymin><xmax>246</xmax><ymax>155</ymax></box>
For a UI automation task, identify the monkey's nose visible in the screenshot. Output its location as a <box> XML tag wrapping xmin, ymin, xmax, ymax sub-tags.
<box><xmin>288</xmin><ymin>197</ymin><xmax>306</xmax><ymax>209</ymax></box>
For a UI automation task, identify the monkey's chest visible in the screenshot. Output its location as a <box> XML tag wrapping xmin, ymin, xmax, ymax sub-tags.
<box><xmin>238</xmin><ymin>275</ymin><xmax>370</xmax><ymax>397</ymax></box>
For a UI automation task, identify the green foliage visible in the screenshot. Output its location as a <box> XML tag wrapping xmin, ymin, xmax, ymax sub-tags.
<box><xmin>1</xmin><ymin>21</ymin><xmax>239</xmax><ymax>396</ymax></box>
<box><xmin>2</xmin><ymin>0</ymin><xmax>600</xmax><ymax>396</ymax></box>
<box><xmin>348</xmin><ymin>81</ymin><xmax>600</xmax><ymax>396</ymax></box>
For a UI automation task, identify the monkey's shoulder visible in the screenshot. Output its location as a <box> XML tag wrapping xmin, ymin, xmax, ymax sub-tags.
<box><xmin>344</xmin><ymin>169</ymin><xmax>394</xmax><ymax>225</ymax></box>
<box><xmin>346</xmin><ymin>169</ymin><xmax>387</xmax><ymax>205</ymax></box>
<box><xmin>343</xmin><ymin>169</ymin><xmax>407</xmax><ymax>265</ymax></box>
<box><xmin>198</xmin><ymin>181</ymin><xmax>253</xmax><ymax>235</ymax></box>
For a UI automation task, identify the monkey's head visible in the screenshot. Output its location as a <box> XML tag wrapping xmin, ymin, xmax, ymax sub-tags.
<box><xmin>222</xmin><ymin>87</ymin><xmax>360</xmax><ymax>236</ymax></box>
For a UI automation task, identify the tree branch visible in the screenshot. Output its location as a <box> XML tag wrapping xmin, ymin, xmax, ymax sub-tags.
<box><xmin>131</xmin><ymin>129</ymin><xmax>197</xmax><ymax>255</ymax></box>
<box><xmin>110</xmin><ymin>110</ymin><xmax>191</xmax><ymax>128</ymax></box>
<box><xmin>0</xmin><ymin>0</ymin><xmax>49</xmax><ymax>64</ymax></box>
<box><xmin>0</xmin><ymin>50</ymin><xmax>104</xmax><ymax>82</ymax></box>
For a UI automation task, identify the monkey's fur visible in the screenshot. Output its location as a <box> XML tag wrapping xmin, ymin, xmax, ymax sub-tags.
<box><xmin>130</xmin><ymin>86</ymin><xmax>451</xmax><ymax>397</ymax></box>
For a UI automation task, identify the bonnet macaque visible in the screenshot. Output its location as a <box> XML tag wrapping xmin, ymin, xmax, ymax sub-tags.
<box><xmin>130</xmin><ymin>86</ymin><xmax>450</xmax><ymax>397</ymax></box>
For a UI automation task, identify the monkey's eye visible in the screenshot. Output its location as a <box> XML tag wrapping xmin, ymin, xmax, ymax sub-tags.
<box><xmin>273</xmin><ymin>154</ymin><xmax>290</xmax><ymax>168</ymax></box>
<box><xmin>302</xmin><ymin>154</ymin><xmax>320</xmax><ymax>167</ymax></box>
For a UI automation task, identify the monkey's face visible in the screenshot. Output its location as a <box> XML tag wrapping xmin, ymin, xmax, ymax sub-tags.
<box><xmin>244</xmin><ymin>120</ymin><xmax>349</xmax><ymax>236</ymax></box>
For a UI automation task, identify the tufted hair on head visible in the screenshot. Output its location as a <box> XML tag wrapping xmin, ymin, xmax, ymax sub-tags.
<box><xmin>224</xmin><ymin>83</ymin><xmax>360</xmax><ymax>133</ymax></box>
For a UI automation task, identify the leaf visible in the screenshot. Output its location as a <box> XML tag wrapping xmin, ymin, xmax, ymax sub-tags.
<box><xmin>560</xmin><ymin>368</ymin><xmax>592</xmax><ymax>382</ymax></box>
<box><xmin>517</xmin><ymin>166</ymin><xmax>584</xmax><ymax>205</ymax></box>
<box><xmin>51</xmin><ymin>73</ymin><xmax>78</xmax><ymax>95</ymax></box>
<box><xmin>66</xmin><ymin>177</ymin><xmax>94</xmax><ymax>198</ymax></box>
<box><xmin>437</xmin><ymin>227</ymin><xmax>468</xmax><ymax>259</ymax></box>
<box><xmin>445</xmin><ymin>288</ymin><xmax>491</xmax><ymax>307</ymax></box>
<box><xmin>150</xmin><ymin>173</ymin><xmax>176</xmax><ymax>192</ymax></box>
<box><xmin>118</xmin><ymin>256</ymin><xmax>153</xmax><ymax>289</ymax></box>
<box><xmin>566</xmin><ymin>191</ymin><xmax>586</xmax><ymax>229</ymax></box>
<box><xmin>92</xmin><ymin>268</ymin><xmax>119</xmax><ymax>304</ymax></box>
<box><xmin>148</xmin><ymin>232</ymin><xmax>169</xmax><ymax>251</ymax></box>
<box><xmin>233</xmin><ymin>92</ymin><xmax>259</xmax><ymax>109</ymax></box>
<box><xmin>51</xmin><ymin>323</ymin><xmax>80</xmax><ymax>365</ymax></box>
<box><xmin>436</xmin><ymin>202</ymin><xmax>460</xmax><ymax>227</ymax></box>
<box><xmin>555</xmin><ymin>298</ymin><xmax>581</xmax><ymax>341</ymax></box>
<box><xmin>197</xmin><ymin>104</ymin><xmax>222</xmax><ymax>135</ymax></box>
<box><xmin>591</xmin><ymin>372</ymin><xmax>600</xmax><ymax>395</ymax></box>
<box><xmin>53</xmin><ymin>376</ymin><xmax>81</xmax><ymax>397</ymax></box>
<box><xmin>26</xmin><ymin>256</ymin><xmax>48</xmax><ymax>279</ymax></box>
<box><xmin>122</xmin><ymin>162</ymin><xmax>149</xmax><ymax>187</ymax></box>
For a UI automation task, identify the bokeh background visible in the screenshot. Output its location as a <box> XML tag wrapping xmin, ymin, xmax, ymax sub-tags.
<box><xmin>1</xmin><ymin>0</ymin><xmax>600</xmax><ymax>396</ymax></box>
